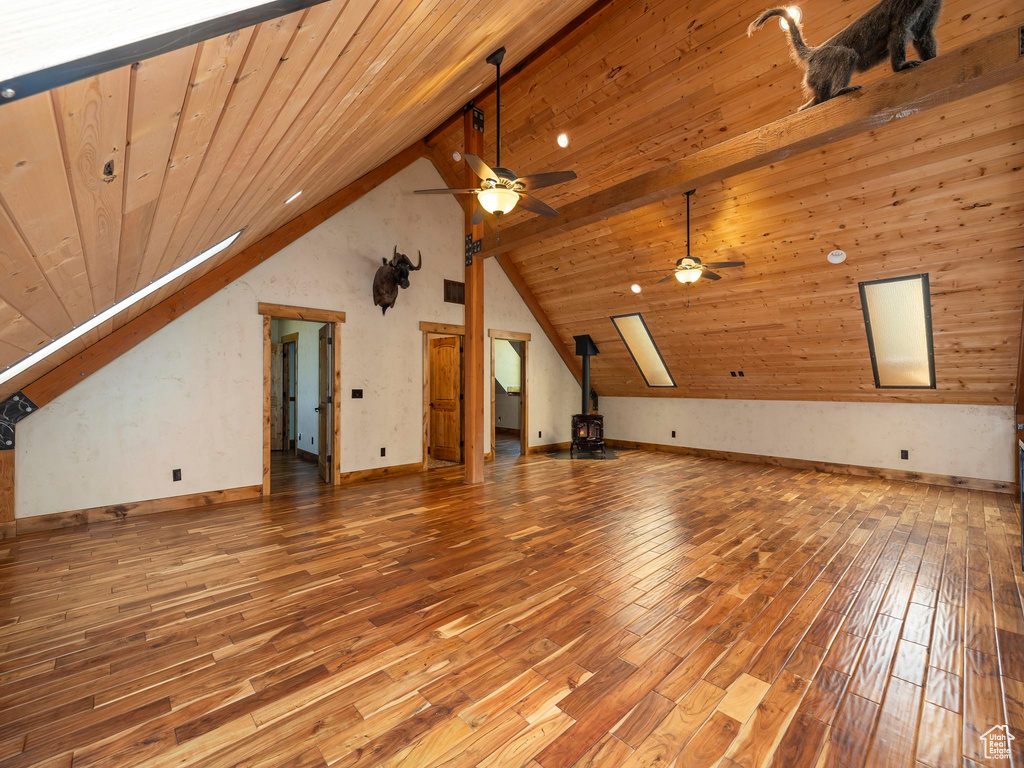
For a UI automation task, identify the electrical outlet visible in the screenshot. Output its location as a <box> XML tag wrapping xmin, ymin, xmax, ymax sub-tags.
<box><xmin>900</xmin><ymin>449</ymin><xmax>909</xmax><ymax>460</ymax></box>
<box><xmin>730</xmin><ymin>371</ymin><xmax>736</xmax><ymax>377</ymax></box>
<box><xmin>380</xmin><ymin>447</ymin><xmax>386</xmax><ymax>457</ymax></box>
<box><xmin>352</xmin><ymin>389</ymin><xmax>363</xmax><ymax>399</ymax></box>
<box><xmin>497</xmin><ymin>416</ymin><xmax>502</xmax><ymax>423</ymax></box>
<box><xmin>538</xmin><ymin>431</ymin><xmax>542</xmax><ymax>438</ymax></box>
<box><xmin>672</xmin><ymin>430</ymin><xmax>676</xmax><ymax>438</ymax></box>
<box><xmin>172</xmin><ymin>469</ymin><xmax>181</xmax><ymax>482</ymax></box>
<box><xmin>311</xmin><ymin>436</ymin><xmax>314</xmax><ymax>445</ymax></box>
<box><xmin>298</xmin><ymin>432</ymin><xmax>301</xmax><ymax>441</ymax></box>
<box><xmin>738</xmin><ymin>371</ymin><xmax>745</xmax><ymax>377</ymax></box>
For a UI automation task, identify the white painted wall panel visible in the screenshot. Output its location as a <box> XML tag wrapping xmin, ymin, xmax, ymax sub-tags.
<box><xmin>601</xmin><ymin>396</ymin><xmax>1016</xmax><ymax>482</ymax></box>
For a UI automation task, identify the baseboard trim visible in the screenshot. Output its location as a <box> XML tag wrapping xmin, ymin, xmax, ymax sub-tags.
<box><xmin>338</xmin><ymin>461</ymin><xmax>423</xmax><ymax>485</ymax></box>
<box><xmin>12</xmin><ymin>484</ymin><xmax>265</xmax><ymax>537</ymax></box>
<box><xmin>604</xmin><ymin>439</ymin><xmax>1017</xmax><ymax>495</ymax></box>
<box><xmin>296</xmin><ymin>448</ymin><xmax>318</xmax><ymax>464</ymax></box>
<box><xmin>526</xmin><ymin>441</ymin><xmax>570</xmax><ymax>455</ymax></box>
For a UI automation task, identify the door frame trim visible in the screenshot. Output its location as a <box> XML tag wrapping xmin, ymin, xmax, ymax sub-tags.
<box><xmin>489</xmin><ymin>329</ymin><xmax>530</xmax><ymax>458</ymax></box>
<box><xmin>260</xmin><ymin>304</ymin><xmax>344</xmax><ymax>495</ymax></box>
<box><xmin>422</xmin><ymin>323</ymin><xmax>465</xmax><ymax>470</ymax></box>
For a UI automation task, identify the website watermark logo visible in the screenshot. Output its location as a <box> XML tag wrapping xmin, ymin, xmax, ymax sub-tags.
<box><xmin>982</xmin><ymin>725</ymin><xmax>1014</xmax><ymax>760</ymax></box>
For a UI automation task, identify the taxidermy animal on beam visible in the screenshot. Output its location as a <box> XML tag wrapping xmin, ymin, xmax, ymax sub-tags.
<box><xmin>373</xmin><ymin>246</ymin><xmax>422</xmax><ymax>315</ymax></box>
<box><xmin>748</xmin><ymin>0</ymin><xmax>944</xmax><ymax>111</ymax></box>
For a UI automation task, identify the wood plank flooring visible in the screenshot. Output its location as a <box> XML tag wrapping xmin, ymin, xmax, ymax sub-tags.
<box><xmin>0</xmin><ymin>448</ymin><xmax>1020</xmax><ymax>767</ymax></box>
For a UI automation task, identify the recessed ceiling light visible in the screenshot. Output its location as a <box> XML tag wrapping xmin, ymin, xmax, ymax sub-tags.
<box><xmin>828</xmin><ymin>249</ymin><xmax>847</xmax><ymax>264</ymax></box>
<box><xmin>453</xmin><ymin>151</ymin><xmax>462</xmax><ymax>162</ymax></box>
<box><xmin>557</xmin><ymin>133</ymin><xmax>569</xmax><ymax>148</ymax></box>
<box><xmin>630</xmin><ymin>283</ymin><xmax>642</xmax><ymax>294</ymax></box>
<box><xmin>0</xmin><ymin>229</ymin><xmax>246</xmax><ymax>386</ymax></box>
<box><xmin>780</xmin><ymin>6</ymin><xmax>801</xmax><ymax>29</ymax></box>
<box><xmin>285</xmin><ymin>191</ymin><xmax>302</xmax><ymax>204</ymax></box>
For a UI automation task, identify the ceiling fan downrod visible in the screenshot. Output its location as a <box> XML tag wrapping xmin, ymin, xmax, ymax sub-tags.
<box><xmin>486</xmin><ymin>47</ymin><xmax>506</xmax><ymax>168</ymax></box>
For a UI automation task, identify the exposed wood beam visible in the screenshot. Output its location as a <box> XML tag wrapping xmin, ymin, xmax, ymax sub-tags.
<box><xmin>476</xmin><ymin>25</ymin><xmax>1024</xmax><ymax>259</ymax></box>
<box><xmin>463</xmin><ymin>109</ymin><xmax>485</xmax><ymax>485</ymax></box>
<box><xmin>424</xmin><ymin>145</ymin><xmax>583</xmax><ymax>386</ymax></box>
<box><xmin>20</xmin><ymin>140</ymin><xmax>426</xmax><ymax>410</ymax></box>
<box><xmin>0</xmin><ymin>452</ymin><xmax>13</xmax><ymax>531</ymax></box>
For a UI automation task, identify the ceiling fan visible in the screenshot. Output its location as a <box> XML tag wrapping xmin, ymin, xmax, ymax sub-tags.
<box><xmin>414</xmin><ymin>47</ymin><xmax>577</xmax><ymax>225</ymax></box>
<box><xmin>638</xmin><ymin>190</ymin><xmax>745</xmax><ymax>284</ymax></box>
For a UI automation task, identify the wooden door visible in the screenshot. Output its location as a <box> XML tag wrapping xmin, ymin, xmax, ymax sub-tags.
<box><xmin>270</xmin><ymin>343</ymin><xmax>284</xmax><ymax>450</ymax></box>
<box><xmin>318</xmin><ymin>324</ymin><xmax>331</xmax><ymax>483</ymax></box>
<box><xmin>281</xmin><ymin>343</ymin><xmax>291</xmax><ymax>448</ymax></box>
<box><xmin>429</xmin><ymin>336</ymin><xmax>461</xmax><ymax>462</ymax></box>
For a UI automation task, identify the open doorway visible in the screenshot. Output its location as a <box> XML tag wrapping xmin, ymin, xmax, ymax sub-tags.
<box><xmin>421</xmin><ymin>322</ymin><xmax>465</xmax><ymax>470</ymax></box>
<box><xmin>490</xmin><ymin>329</ymin><xmax>529</xmax><ymax>459</ymax></box>
<box><xmin>260</xmin><ymin>303</ymin><xmax>344</xmax><ymax>495</ymax></box>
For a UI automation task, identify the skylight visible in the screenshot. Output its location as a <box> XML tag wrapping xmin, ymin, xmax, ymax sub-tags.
<box><xmin>610</xmin><ymin>313</ymin><xmax>675</xmax><ymax>388</ymax></box>
<box><xmin>0</xmin><ymin>229</ymin><xmax>245</xmax><ymax>387</ymax></box>
<box><xmin>859</xmin><ymin>273</ymin><xmax>936</xmax><ymax>389</ymax></box>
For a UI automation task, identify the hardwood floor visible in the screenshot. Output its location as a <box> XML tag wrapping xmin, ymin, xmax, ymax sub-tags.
<box><xmin>0</xmin><ymin>449</ymin><xmax>1020</xmax><ymax>767</ymax></box>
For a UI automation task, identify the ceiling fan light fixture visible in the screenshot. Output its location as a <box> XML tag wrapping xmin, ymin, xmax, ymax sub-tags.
<box><xmin>478</xmin><ymin>186</ymin><xmax>519</xmax><ymax>215</ymax></box>
<box><xmin>675</xmin><ymin>268</ymin><xmax>702</xmax><ymax>284</ymax></box>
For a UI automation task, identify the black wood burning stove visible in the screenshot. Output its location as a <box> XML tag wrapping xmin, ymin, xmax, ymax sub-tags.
<box><xmin>570</xmin><ymin>335</ymin><xmax>605</xmax><ymax>456</ymax></box>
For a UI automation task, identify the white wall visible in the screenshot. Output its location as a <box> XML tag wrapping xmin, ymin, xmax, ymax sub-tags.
<box><xmin>14</xmin><ymin>159</ymin><xmax>579</xmax><ymax>519</ymax></box>
<box><xmin>494</xmin><ymin>339</ymin><xmax>522</xmax><ymax>431</ymax></box>
<box><xmin>601</xmin><ymin>396</ymin><xmax>1017</xmax><ymax>482</ymax></box>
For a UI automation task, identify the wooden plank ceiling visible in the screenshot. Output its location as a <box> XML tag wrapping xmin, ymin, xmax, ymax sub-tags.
<box><xmin>428</xmin><ymin>0</ymin><xmax>1024</xmax><ymax>404</ymax></box>
<box><xmin>1</xmin><ymin>0</ymin><xmax>1022</xmax><ymax>406</ymax></box>
<box><xmin>0</xmin><ymin>0</ymin><xmax>594</xmax><ymax>400</ymax></box>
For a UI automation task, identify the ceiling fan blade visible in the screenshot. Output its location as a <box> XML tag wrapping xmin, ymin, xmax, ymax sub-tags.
<box><xmin>635</xmin><ymin>269</ymin><xmax>675</xmax><ymax>275</ymax></box>
<box><xmin>463</xmin><ymin>154</ymin><xmax>497</xmax><ymax>181</ymax></box>
<box><xmin>413</xmin><ymin>188</ymin><xmax>479</xmax><ymax>194</ymax></box>
<box><xmin>703</xmin><ymin>261</ymin><xmax>745</xmax><ymax>268</ymax></box>
<box><xmin>471</xmin><ymin>202</ymin><xmax>488</xmax><ymax>226</ymax></box>
<box><xmin>517</xmin><ymin>193</ymin><xmax>559</xmax><ymax>218</ymax></box>
<box><xmin>515</xmin><ymin>170</ymin><xmax>577</xmax><ymax>190</ymax></box>
<box><xmin>658</xmin><ymin>274</ymin><xmax>676</xmax><ymax>283</ymax></box>
<box><xmin>702</xmin><ymin>270</ymin><xmax>722</xmax><ymax>281</ymax></box>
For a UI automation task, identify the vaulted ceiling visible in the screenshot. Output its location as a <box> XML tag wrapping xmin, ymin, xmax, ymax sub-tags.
<box><xmin>1</xmin><ymin>0</ymin><xmax>1022</xmax><ymax>406</ymax></box>
<box><xmin>428</xmin><ymin>0</ymin><xmax>1024</xmax><ymax>404</ymax></box>
<box><xmin>0</xmin><ymin>0</ymin><xmax>593</xmax><ymax>399</ymax></box>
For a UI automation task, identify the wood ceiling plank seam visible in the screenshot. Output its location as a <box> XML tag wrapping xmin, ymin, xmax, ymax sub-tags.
<box><xmin>0</xmin><ymin>195</ymin><xmax>76</xmax><ymax>340</ymax></box>
<box><xmin>181</xmin><ymin>0</ymin><xmax>375</xmax><ymax>262</ymax></box>
<box><xmin>121</xmin><ymin>3</ymin><xmax>348</xmax><ymax>324</ymax></box>
<box><xmin>113</xmin><ymin>44</ymin><xmax>199</xmax><ymax>302</ymax></box>
<box><xmin>123</xmin><ymin>39</ymin><xmax>218</xmax><ymax>296</ymax></box>
<box><xmin>163</xmin><ymin>3</ymin><xmax>344</xmax><ymax>272</ymax></box>
<box><xmin>132</xmin><ymin>27</ymin><xmax>257</xmax><ymax>295</ymax></box>
<box><xmin>246</xmin><ymin>0</ymin><xmax>597</xmax><ymax>220</ymax></box>
<box><xmin>0</xmin><ymin>95</ymin><xmax>93</xmax><ymax>332</ymax></box>
<box><xmin>241</xmin><ymin>0</ymin><xmax>493</xmax><ymax>229</ymax></box>
<box><xmin>49</xmin><ymin>68</ymin><xmax>131</xmax><ymax>315</ymax></box>
<box><xmin>0</xmin><ymin>299</ymin><xmax>51</xmax><ymax>360</ymax></box>
<box><xmin>423</xmin><ymin>0</ymin><xmax>619</xmax><ymax>147</ymax></box>
<box><xmin>153</xmin><ymin>12</ymin><xmax>307</xmax><ymax>291</ymax></box>
<box><xmin>211</xmin><ymin>0</ymin><xmax>433</xmax><ymax>256</ymax></box>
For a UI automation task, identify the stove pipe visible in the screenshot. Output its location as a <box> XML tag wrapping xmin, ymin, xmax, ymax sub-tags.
<box><xmin>573</xmin><ymin>335</ymin><xmax>600</xmax><ymax>414</ymax></box>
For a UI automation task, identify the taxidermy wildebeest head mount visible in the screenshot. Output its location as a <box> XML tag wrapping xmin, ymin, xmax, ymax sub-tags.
<box><xmin>373</xmin><ymin>246</ymin><xmax>422</xmax><ymax>315</ymax></box>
